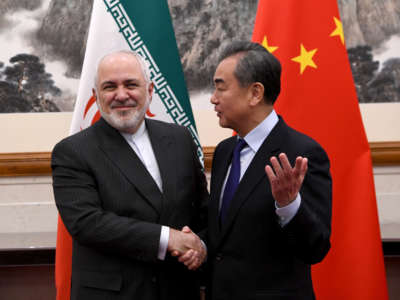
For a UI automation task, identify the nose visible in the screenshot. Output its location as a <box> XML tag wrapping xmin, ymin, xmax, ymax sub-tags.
<box><xmin>115</xmin><ymin>86</ymin><xmax>129</xmax><ymax>101</ymax></box>
<box><xmin>210</xmin><ymin>91</ymin><xmax>218</xmax><ymax>105</ymax></box>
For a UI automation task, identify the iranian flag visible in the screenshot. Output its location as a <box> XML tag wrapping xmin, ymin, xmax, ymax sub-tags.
<box><xmin>252</xmin><ymin>0</ymin><xmax>388</xmax><ymax>299</ymax></box>
<box><xmin>55</xmin><ymin>1</ymin><xmax>201</xmax><ymax>299</ymax></box>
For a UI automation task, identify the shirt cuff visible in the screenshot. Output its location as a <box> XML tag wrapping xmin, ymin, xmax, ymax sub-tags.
<box><xmin>158</xmin><ymin>226</ymin><xmax>169</xmax><ymax>260</ymax></box>
<box><xmin>275</xmin><ymin>194</ymin><xmax>301</xmax><ymax>227</ymax></box>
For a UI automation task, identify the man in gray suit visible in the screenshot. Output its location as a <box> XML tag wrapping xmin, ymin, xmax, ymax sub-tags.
<box><xmin>52</xmin><ymin>50</ymin><xmax>208</xmax><ymax>300</ymax></box>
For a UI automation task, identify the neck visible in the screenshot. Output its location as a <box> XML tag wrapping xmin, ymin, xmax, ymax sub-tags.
<box><xmin>236</xmin><ymin>105</ymin><xmax>273</xmax><ymax>137</ymax></box>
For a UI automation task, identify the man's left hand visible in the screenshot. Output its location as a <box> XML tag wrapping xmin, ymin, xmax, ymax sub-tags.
<box><xmin>265</xmin><ymin>153</ymin><xmax>308</xmax><ymax>207</ymax></box>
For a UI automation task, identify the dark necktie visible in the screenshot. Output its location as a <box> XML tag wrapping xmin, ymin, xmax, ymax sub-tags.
<box><xmin>220</xmin><ymin>138</ymin><xmax>247</xmax><ymax>225</ymax></box>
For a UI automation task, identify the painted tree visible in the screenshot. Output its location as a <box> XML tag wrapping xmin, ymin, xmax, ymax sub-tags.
<box><xmin>1</xmin><ymin>54</ymin><xmax>60</xmax><ymax>112</ymax></box>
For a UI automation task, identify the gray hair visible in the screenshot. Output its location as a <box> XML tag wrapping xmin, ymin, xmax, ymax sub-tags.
<box><xmin>218</xmin><ymin>41</ymin><xmax>281</xmax><ymax>104</ymax></box>
<box><xmin>94</xmin><ymin>49</ymin><xmax>152</xmax><ymax>92</ymax></box>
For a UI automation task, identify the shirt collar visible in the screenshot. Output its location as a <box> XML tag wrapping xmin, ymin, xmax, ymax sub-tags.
<box><xmin>241</xmin><ymin>109</ymin><xmax>279</xmax><ymax>153</ymax></box>
<box><xmin>120</xmin><ymin>119</ymin><xmax>147</xmax><ymax>143</ymax></box>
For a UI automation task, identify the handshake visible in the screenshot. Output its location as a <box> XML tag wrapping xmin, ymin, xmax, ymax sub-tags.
<box><xmin>167</xmin><ymin>226</ymin><xmax>206</xmax><ymax>270</ymax></box>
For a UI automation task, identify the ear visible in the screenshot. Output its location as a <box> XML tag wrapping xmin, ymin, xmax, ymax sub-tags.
<box><xmin>249</xmin><ymin>82</ymin><xmax>264</xmax><ymax>106</ymax></box>
<box><xmin>148</xmin><ymin>82</ymin><xmax>154</xmax><ymax>103</ymax></box>
<box><xmin>92</xmin><ymin>88</ymin><xmax>97</xmax><ymax>100</ymax></box>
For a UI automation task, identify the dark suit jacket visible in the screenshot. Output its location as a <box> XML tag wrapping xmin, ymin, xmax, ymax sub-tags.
<box><xmin>207</xmin><ymin>117</ymin><xmax>332</xmax><ymax>300</ymax></box>
<box><xmin>52</xmin><ymin>118</ymin><xmax>208</xmax><ymax>300</ymax></box>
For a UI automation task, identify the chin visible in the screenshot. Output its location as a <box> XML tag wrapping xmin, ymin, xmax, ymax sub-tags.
<box><xmin>99</xmin><ymin>98</ymin><xmax>150</xmax><ymax>133</ymax></box>
<box><xmin>103</xmin><ymin>110</ymin><xmax>143</xmax><ymax>132</ymax></box>
<box><xmin>218</xmin><ymin>119</ymin><xmax>230</xmax><ymax>129</ymax></box>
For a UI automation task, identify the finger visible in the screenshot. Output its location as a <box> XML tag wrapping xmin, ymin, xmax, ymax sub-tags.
<box><xmin>188</xmin><ymin>260</ymin><xmax>200</xmax><ymax>270</ymax></box>
<box><xmin>184</xmin><ymin>256</ymin><xmax>197</xmax><ymax>267</ymax></box>
<box><xmin>301</xmin><ymin>157</ymin><xmax>308</xmax><ymax>175</ymax></box>
<box><xmin>178</xmin><ymin>249</ymin><xmax>195</xmax><ymax>263</ymax></box>
<box><xmin>171</xmin><ymin>250</ymin><xmax>181</xmax><ymax>257</ymax></box>
<box><xmin>292</xmin><ymin>156</ymin><xmax>303</xmax><ymax>175</ymax></box>
<box><xmin>183</xmin><ymin>252</ymin><xmax>198</xmax><ymax>266</ymax></box>
<box><xmin>278</xmin><ymin>153</ymin><xmax>293</xmax><ymax>172</ymax></box>
<box><xmin>178</xmin><ymin>249</ymin><xmax>194</xmax><ymax>262</ymax></box>
<box><xmin>187</xmin><ymin>257</ymin><xmax>201</xmax><ymax>270</ymax></box>
<box><xmin>270</xmin><ymin>156</ymin><xmax>284</xmax><ymax>178</ymax></box>
<box><xmin>293</xmin><ymin>157</ymin><xmax>307</xmax><ymax>178</ymax></box>
<box><xmin>265</xmin><ymin>165</ymin><xmax>277</xmax><ymax>187</ymax></box>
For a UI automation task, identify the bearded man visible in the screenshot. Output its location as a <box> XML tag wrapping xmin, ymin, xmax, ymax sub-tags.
<box><xmin>51</xmin><ymin>50</ymin><xmax>208</xmax><ymax>300</ymax></box>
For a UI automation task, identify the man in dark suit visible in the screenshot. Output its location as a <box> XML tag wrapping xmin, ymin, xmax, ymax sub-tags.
<box><xmin>206</xmin><ymin>41</ymin><xmax>332</xmax><ymax>299</ymax></box>
<box><xmin>52</xmin><ymin>50</ymin><xmax>208</xmax><ymax>300</ymax></box>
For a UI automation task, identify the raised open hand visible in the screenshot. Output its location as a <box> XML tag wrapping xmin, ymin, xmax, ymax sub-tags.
<box><xmin>265</xmin><ymin>153</ymin><xmax>308</xmax><ymax>207</ymax></box>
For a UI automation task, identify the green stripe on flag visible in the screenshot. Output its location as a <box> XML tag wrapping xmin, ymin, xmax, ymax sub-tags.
<box><xmin>103</xmin><ymin>0</ymin><xmax>203</xmax><ymax>162</ymax></box>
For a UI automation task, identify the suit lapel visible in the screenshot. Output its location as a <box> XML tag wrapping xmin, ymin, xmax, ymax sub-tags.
<box><xmin>95</xmin><ymin>118</ymin><xmax>164</xmax><ymax>215</ymax></box>
<box><xmin>145</xmin><ymin>119</ymin><xmax>176</xmax><ymax>224</ymax></box>
<box><xmin>218</xmin><ymin>118</ymin><xmax>288</xmax><ymax>244</ymax></box>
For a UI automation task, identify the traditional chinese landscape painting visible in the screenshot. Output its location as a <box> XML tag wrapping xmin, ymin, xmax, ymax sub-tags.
<box><xmin>0</xmin><ymin>0</ymin><xmax>399</xmax><ymax>113</ymax></box>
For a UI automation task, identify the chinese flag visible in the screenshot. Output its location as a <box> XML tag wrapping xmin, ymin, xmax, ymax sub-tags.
<box><xmin>252</xmin><ymin>1</ymin><xmax>388</xmax><ymax>299</ymax></box>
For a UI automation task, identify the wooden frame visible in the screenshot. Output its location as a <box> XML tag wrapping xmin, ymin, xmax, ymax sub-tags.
<box><xmin>1</xmin><ymin>142</ymin><xmax>399</xmax><ymax>177</ymax></box>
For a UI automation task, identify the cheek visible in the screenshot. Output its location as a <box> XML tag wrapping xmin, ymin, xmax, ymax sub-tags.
<box><xmin>128</xmin><ymin>90</ymin><xmax>146</xmax><ymax>101</ymax></box>
<box><xmin>99</xmin><ymin>95</ymin><xmax>116</xmax><ymax>112</ymax></box>
<box><xmin>219</xmin><ymin>94</ymin><xmax>233</xmax><ymax>110</ymax></box>
<box><xmin>96</xmin><ymin>96</ymin><xmax>107</xmax><ymax>109</ymax></box>
<box><xmin>102</xmin><ymin>99</ymin><xmax>113</xmax><ymax>110</ymax></box>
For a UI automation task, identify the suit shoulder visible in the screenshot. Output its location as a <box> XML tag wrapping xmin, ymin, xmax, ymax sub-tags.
<box><xmin>285</xmin><ymin>125</ymin><xmax>329</xmax><ymax>160</ymax></box>
<box><xmin>146</xmin><ymin>118</ymin><xmax>191</xmax><ymax>137</ymax></box>
<box><xmin>215</xmin><ymin>136</ymin><xmax>236</xmax><ymax>153</ymax></box>
<box><xmin>146</xmin><ymin>118</ymin><xmax>183</xmax><ymax>130</ymax></box>
<box><xmin>217</xmin><ymin>136</ymin><xmax>236</xmax><ymax>146</ymax></box>
<box><xmin>52</xmin><ymin>124</ymin><xmax>97</xmax><ymax>155</ymax></box>
<box><xmin>286</xmin><ymin>125</ymin><xmax>322</xmax><ymax>147</ymax></box>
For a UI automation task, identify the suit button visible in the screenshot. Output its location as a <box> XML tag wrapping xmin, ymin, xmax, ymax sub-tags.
<box><xmin>151</xmin><ymin>276</ymin><xmax>157</xmax><ymax>283</ymax></box>
<box><xmin>215</xmin><ymin>253</ymin><xmax>223</xmax><ymax>261</ymax></box>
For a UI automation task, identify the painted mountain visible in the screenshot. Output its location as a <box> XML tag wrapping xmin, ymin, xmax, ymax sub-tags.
<box><xmin>0</xmin><ymin>0</ymin><xmax>399</xmax><ymax>113</ymax></box>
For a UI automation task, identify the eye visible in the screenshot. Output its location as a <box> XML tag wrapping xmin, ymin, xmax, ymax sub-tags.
<box><xmin>214</xmin><ymin>82</ymin><xmax>226</xmax><ymax>92</ymax></box>
<box><xmin>125</xmin><ymin>81</ymin><xmax>139</xmax><ymax>89</ymax></box>
<box><xmin>102</xmin><ymin>85</ymin><xmax>115</xmax><ymax>91</ymax></box>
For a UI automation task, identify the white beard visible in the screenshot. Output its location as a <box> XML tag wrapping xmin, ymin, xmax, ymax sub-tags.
<box><xmin>98</xmin><ymin>96</ymin><xmax>150</xmax><ymax>133</ymax></box>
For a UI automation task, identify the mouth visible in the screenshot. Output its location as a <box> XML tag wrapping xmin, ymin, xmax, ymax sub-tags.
<box><xmin>112</xmin><ymin>106</ymin><xmax>135</xmax><ymax>111</ymax></box>
<box><xmin>110</xmin><ymin>101</ymin><xmax>138</xmax><ymax>111</ymax></box>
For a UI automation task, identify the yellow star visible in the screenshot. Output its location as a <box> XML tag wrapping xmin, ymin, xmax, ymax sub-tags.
<box><xmin>291</xmin><ymin>44</ymin><xmax>318</xmax><ymax>74</ymax></box>
<box><xmin>261</xmin><ymin>36</ymin><xmax>278</xmax><ymax>53</ymax></box>
<box><xmin>330</xmin><ymin>17</ymin><xmax>344</xmax><ymax>45</ymax></box>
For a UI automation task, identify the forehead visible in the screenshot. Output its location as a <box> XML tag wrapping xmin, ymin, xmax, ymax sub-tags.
<box><xmin>214</xmin><ymin>55</ymin><xmax>239</xmax><ymax>83</ymax></box>
<box><xmin>97</xmin><ymin>53</ymin><xmax>144</xmax><ymax>83</ymax></box>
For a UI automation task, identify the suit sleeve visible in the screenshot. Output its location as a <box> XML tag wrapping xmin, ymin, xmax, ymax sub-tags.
<box><xmin>281</xmin><ymin>143</ymin><xmax>332</xmax><ymax>264</ymax></box>
<box><xmin>52</xmin><ymin>139</ymin><xmax>162</xmax><ymax>262</ymax></box>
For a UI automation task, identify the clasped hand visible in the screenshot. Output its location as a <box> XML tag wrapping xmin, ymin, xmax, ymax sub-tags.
<box><xmin>167</xmin><ymin>226</ymin><xmax>206</xmax><ymax>270</ymax></box>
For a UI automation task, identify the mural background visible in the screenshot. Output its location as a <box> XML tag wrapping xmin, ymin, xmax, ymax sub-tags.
<box><xmin>0</xmin><ymin>0</ymin><xmax>399</xmax><ymax>113</ymax></box>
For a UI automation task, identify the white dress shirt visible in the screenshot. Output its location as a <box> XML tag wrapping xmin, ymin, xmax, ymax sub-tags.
<box><xmin>121</xmin><ymin>120</ymin><xmax>169</xmax><ymax>260</ymax></box>
<box><xmin>219</xmin><ymin>110</ymin><xmax>300</xmax><ymax>226</ymax></box>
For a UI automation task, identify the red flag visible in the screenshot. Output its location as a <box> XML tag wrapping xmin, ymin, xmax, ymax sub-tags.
<box><xmin>252</xmin><ymin>1</ymin><xmax>388</xmax><ymax>299</ymax></box>
<box><xmin>55</xmin><ymin>217</ymin><xmax>72</xmax><ymax>300</ymax></box>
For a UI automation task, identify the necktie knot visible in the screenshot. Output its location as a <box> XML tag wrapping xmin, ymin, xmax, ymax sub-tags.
<box><xmin>234</xmin><ymin>138</ymin><xmax>247</xmax><ymax>155</ymax></box>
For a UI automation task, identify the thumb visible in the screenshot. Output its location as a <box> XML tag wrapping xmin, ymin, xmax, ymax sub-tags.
<box><xmin>171</xmin><ymin>250</ymin><xmax>181</xmax><ymax>257</ymax></box>
<box><xmin>182</xmin><ymin>226</ymin><xmax>192</xmax><ymax>233</ymax></box>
